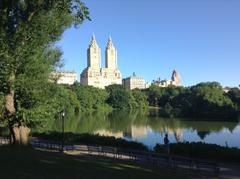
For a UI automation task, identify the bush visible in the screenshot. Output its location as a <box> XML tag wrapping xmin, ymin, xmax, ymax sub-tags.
<box><xmin>154</xmin><ymin>142</ymin><xmax>240</xmax><ymax>163</ymax></box>
<box><xmin>33</xmin><ymin>132</ymin><xmax>148</xmax><ymax>151</ymax></box>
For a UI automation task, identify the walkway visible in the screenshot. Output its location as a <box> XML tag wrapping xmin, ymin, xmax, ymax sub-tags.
<box><xmin>1</xmin><ymin>137</ymin><xmax>240</xmax><ymax>178</ymax></box>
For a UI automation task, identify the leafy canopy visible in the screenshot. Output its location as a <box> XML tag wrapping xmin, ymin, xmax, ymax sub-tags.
<box><xmin>0</xmin><ymin>0</ymin><xmax>90</xmax><ymax>126</ymax></box>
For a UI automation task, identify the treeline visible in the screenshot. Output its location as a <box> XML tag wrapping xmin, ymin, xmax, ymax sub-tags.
<box><xmin>144</xmin><ymin>82</ymin><xmax>240</xmax><ymax>120</ymax></box>
<box><xmin>72</xmin><ymin>83</ymin><xmax>149</xmax><ymax>111</ymax></box>
<box><xmin>59</xmin><ymin>81</ymin><xmax>240</xmax><ymax>120</ymax></box>
<box><xmin>2</xmin><ymin>81</ymin><xmax>238</xmax><ymax>124</ymax></box>
<box><xmin>0</xmin><ymin>82</ymin><xmax>148</xmax><ymax>131</ymax></box>
<box><xmin>62</xmin><ymin>83</ymin><xmax>149</xmax><ymax>112</ymax></box>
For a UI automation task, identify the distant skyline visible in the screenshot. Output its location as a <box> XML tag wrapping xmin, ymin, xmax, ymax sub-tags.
<box><xmin>57</xmin><ymin>0</ymin><xmax>240</xmax><ymax>87</ymax></box>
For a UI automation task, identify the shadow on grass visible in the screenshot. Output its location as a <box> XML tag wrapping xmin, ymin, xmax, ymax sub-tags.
<box><xmin>0</xmin><ymin>146</ymin><xmax>205</xmax><ymax>179</ymax></box>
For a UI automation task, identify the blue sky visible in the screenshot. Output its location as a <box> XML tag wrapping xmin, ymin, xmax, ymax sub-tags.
<box><xmin>57</xmin><ymin>0</ymin><xmax>240</xmax><ymax>87</ymax></box>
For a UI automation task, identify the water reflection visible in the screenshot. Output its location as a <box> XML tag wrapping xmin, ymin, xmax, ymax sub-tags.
<box><xmin>41</xmin><ymin>110</ymin><xmax>240</xmax><ymax>149</ymax></box>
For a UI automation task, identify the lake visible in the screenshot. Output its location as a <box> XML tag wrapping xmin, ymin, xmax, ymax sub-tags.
<box><xmin>44</xmin><ymin>110</ymin><xmax>240</xmax><ymax>149</ymax></box>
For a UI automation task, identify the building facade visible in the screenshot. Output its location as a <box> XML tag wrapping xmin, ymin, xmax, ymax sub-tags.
<box><xmin>53</xmin><ymin>71</ymin><xmax>77</xmax><ymax>85</ymax></box>
<box><xmin>80</xmin><ymin>35</ymin><xmax>122</xmax><ymax>88</ymax></box>
<box><xmin>171</xmin><ymin>69</ymin><xmax>181</xmax><ymax>86</ymax></box>
<box><xmin>123</xmin><ymin>73</ymin><xmax>147</xmax><ymax>90</ymax></box>
<box><xmin>152</xmin><ymin>70</ymin><xmax>181</xmax><ymax>87</ymax></box>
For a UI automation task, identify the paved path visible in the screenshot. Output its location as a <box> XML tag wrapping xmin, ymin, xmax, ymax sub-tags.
<box><xmin>1</xmin><ymin>138</ymin><xmax>240</xmax><ymax>179</ymax></box>
<box><xmin>63</xmin><ymin>148</ymin><xmax>240</xmax><ymax>179</ymax></box>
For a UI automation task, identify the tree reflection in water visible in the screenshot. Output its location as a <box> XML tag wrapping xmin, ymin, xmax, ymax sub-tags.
<box><xmin>36</xmin><ymin>109</ymin><xmax>240</xmax><ymax>148</ymax></box>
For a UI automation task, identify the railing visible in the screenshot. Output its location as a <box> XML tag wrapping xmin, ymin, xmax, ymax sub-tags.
<box><xmin>0</xmin><ymin>137</ymin><xmax>219</xmax><ymax>176</ymax></box>
<box><xmin>30</xmin><ymin>140</ymin><xmax>219</xmax><ymax>176</ymax></box>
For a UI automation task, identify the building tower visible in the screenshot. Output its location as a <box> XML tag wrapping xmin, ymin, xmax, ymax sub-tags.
<box><xmin>81</xmin><ymin>35</ymin><xmax>122</xmax><ymax>88</ymax></box>
<box><xmin>105</xmin><ymin>36</ymin><xmax>117</xmax><ymax>69</ymax></box>
<box><xmin>87</xmin><ymin>34</ymin><xmax>101</xmax><ymax>69</ymax></box>
<box><xmin>171</xmin><ymin>69</ymin><xmax>181</xmax><ymax>86</ymax></box>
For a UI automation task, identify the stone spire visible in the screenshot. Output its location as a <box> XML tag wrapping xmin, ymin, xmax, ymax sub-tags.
<box><xmin>105</xmin><ymin>36</ymin><xmax>117</xmax><ymax>69</ymax></box>
<box><xmin>106</xmin><ymin>36</ymin><xmax>114</xmax><ymax>49</ymax></box>
<box><xmin>171</xmin><ymin>69</ymin><xmax>181</xmax><ymax>86</ymax></box>
<box><xmin>89</xmin><ymin>33</ymin><xmax>98</xmax><ymax>47</ymax></box>
<box><xmin>87</xmin><ymin>34</ymin><xmax>101</xmax><ymax>69</ymax></box>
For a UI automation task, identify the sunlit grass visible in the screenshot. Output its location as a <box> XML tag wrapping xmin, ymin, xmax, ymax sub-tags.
<box><xmin>0</xmin><ymin>146</ymin><xmax>206</xmax><ymax>179</ymax></box>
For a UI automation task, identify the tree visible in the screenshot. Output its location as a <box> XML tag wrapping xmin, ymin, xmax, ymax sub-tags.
<box><xmin>0</xmin><ymin>92</ymin><xmax>4</xmax><ymax>121</ymax></box>
<box><xmin>158</xmin><ymin>86</ymin><xmax>184</xmax><ymax>107</ymax></box>
<box><xmin>131</xmin><ymin>89</ymin><xmax>149</xmax><ymax>109</ymax></box>
<box><xmin>0</xmin><ymin>0</ymin><xmax>90</xmax><ymax>145</ymax></box>
<box><xmin>144</xmin><ymin>86</ymin><xmax>165</xmax><ymax>106</ymax></box>
<box><xmin>145</xmin><ymin>82</ymin><xmax>238</xmax><ymax>120</ymax></box>
<box><xmin>71</xmin><ymin>82</ymin><xmax>110</xmax><ymax>111</ymax></box>
<box><xmin>106</xmin><ymin>85</ymin><xmax>134</xmax><ymax>109</ymax></box>
<box><xmin>190</xmin><ymin>82</ymin><xmax>236</xmax><ymax>119</ymax></box>
<box><xmin>226</xmin><ymin>88</ymin><xmax>240</xmax><ymax>111</ymax></box>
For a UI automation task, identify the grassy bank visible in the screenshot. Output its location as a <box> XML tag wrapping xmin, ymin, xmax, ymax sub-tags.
<box><xmin>0</xmin><ymin>146</ymin><xmax>205</xmax><ymax>179</ymax></box>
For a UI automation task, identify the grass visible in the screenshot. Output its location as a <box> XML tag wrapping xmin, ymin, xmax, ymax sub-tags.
<box><xmin>0</xmin><ymin>146</ymin><xmax>208</xmax><ymax>179</ymax></box>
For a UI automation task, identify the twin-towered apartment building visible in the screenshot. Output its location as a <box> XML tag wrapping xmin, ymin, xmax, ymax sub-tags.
<box><xmin>80</xmin><ymin>35</ymin><xmax>122</xmax><ymax>89</ymax></box>
<box><xmin>55</xmin><ymin>35</ymin><xmax>181</xmax><ymax>89</ymax></box>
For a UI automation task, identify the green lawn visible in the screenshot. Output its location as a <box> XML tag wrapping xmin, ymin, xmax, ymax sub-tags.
<box><xmin>0</xmin><ymin>146</ymin><xmax>208</xmax><ymax>179</ymax></box>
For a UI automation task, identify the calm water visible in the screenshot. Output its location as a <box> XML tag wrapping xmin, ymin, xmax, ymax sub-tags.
<box><xmin>44</xmin><ymin>110</ymin><xmax>240</xmax><ymax>149</ymax></box>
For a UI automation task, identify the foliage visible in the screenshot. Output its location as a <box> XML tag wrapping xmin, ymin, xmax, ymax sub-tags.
<box><xmin>0</xmin><ymin>93</ymin><xmax>4</xmax><ymax>120</ymax></box>
<box><xmin>131</xmin><ymin>89</ymin><xmax>149</xmax><ymax>109</ymax></box>
<box><xmin>106</xmin><ymin>85</ymin><xmax>135</xmax><ymax>109</ymax></box>
<box><xmin>144</xmin><ymin>85</ymin><xmax>165</xmax><ymax>106</ymax></box>
<box><xmin>71</xmin><ymin>84</ymin><xmax>149</xmax><ymax>111</ymax></box>
<box><xmin>187</xmin><ymin>82</ymin><xmax>236</xmax><ymax>119</ymax></box>
<box><xmin>11</xmin><ymin>84</ymin><xmax>80</xmax><ymax>128</ymax></box>
<box><xmin>227</xmin><ymin>88</ymin><xmax>240</xmax><ymax>112</ymax></box>
<box><xmin>145</xmin><ymin>82</ymin><xmax>239</xmax><ymax>120</ymax></box>
<box><xmin>71</xmin><ymin>82</ymin><xmax>110</xmax><ymax>111</ymax></box>
<box><xmin>154</xmin><ymin>142</ymin><xmax>240</xmax><ymax>163</ymax></box>
<box><xmin>33</xmin><ymin>132</ymin><xmax>148</xmax><ymax>151</ymax></box>
<box><xmin>0</xmin><ymin>1</ymin><xmax>90</xmax><ymax>130</ymax></box>
<box><xmin>47</xmin><ymin>84</ymin><xmax>80</xmax><ymax>123</ymax></box>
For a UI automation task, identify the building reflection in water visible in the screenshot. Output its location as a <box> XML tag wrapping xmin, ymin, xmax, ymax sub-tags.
<box><xmin>94</xmin><ymin>130</ymin><xmax>123</xmax><ymax>138</ymax></box>
<box><xmin>42</xmin><ymin>109</ymin><xmax>240</xmax><ymax>148</ymax></box>
<box><xmin>174</xmin><ymin>129</ymin><xmax>183</xmax><ymax>142</ymax></box>
<box><xmin>94</xmin><ymin>125</ymin><xmax>184</xmax><ymax>143</ymax></box>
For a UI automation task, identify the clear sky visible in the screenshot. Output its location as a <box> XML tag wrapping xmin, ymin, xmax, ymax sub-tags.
<box><xmin>57</xmin><ymin>0</ymin><xmax>240</xmax><ymax>87</ymax></box>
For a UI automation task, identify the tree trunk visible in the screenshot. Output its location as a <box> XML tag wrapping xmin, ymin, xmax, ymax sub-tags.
<box><xmin>4</xmin><ymin>72</ymin><xmax>16</xmax><ymax>117</ymax></box>
<box><xmin>4</xmin><ymin>73</ymin><xmax>31</xmax><ymax>146</ymax></box>
<box><xmin>5</xmin><ymin>90</ymin><xmax>16</xmax><ymax>117</ymax></box>
<box><xmin>10</xmin><ymin>124</ymin><xmax>30</xmax><ymax>146</ymax></box>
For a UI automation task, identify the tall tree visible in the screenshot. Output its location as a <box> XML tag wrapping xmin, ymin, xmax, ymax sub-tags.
<box><xmin>0</xmin><ymin>0</ymin><xmax>90</xmax><ymax>145</ymax></box>
<box><xmin>106</xmin><ymin>85</ymin><xmax>134</xmax><ymax>109</ymax></box>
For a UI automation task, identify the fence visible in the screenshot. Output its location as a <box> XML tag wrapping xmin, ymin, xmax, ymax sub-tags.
<box><xmin>0</xmin><ymin>137</ymin><xmax>219</xmax><ymax>176</ymax></box>
<box><xmin>30</xmin><ymin>139</ymin><xmax>219</xmax><ymax>176</ymax></box>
